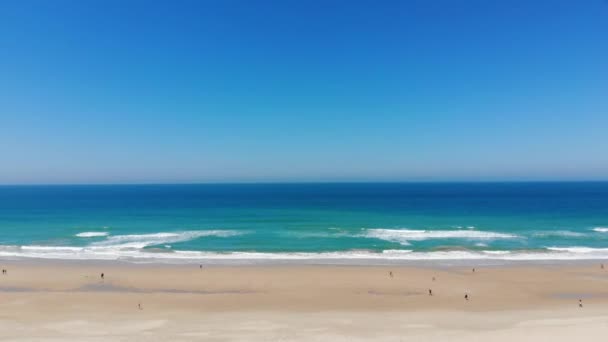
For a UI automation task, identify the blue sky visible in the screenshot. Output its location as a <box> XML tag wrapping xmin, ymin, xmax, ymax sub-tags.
<box><xmin>1</xmin><ymin>0</ymin><xmax>607</xmax><ymax>184</ymax></box>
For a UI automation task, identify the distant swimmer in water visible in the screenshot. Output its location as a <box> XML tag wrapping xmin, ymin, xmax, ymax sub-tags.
<box><xmin>428</xmin><ymin>289</ymin><xmax>433</xmax><ymax>296</ymax></box>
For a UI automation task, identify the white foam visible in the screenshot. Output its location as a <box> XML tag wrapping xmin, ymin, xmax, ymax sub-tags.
<box><xmin>482</xmin><ymin>250</ymin><xmax>510</xmax><ymax>255</ymax></box>
<box><xmin>1</xmin><ymin>245</ymin><xmax>608</xmax><ymax>262</ymax></box>
<box><xmin>21</xmin><ymin>245</ymin><xmax>84</xmax><ymax>252</ymax></box>
<box><xmin>532</xmin><ymin>230</ymin><xmax>586</xmax><ymax>238</ymax></box>
<box><xmin>91</xmin><ymin>230</ymin><xmax>242</xmax><ymax>249</ymax></box>
<box><xmin>362</xmin><ymin>228</ymin><xmax>517</xmax><ymax>245</ymax></box>
<box><xmin>547</xmin><ymin>247</ymin><xmax>608</xmax><ymax>253</ymax></box>
<box><xmin>75</xmin><ymin>232</ymin><xmax>109</xmax><ymax>238</ymax></box>
<box><xmin>592</xmin><ymin>227</ymin><xmax>608</xmax><ymax>233</ymax></box>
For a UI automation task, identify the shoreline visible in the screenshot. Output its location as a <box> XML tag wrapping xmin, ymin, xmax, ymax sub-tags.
<box><xmin>1</xmin><ymin>255</ymin><xmax>608</xmax><ymax>268</ymax></box>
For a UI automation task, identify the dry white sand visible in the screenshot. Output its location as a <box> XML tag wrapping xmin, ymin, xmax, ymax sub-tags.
<box><xmin>0</xmin><ymin>261</ymin><xmax>607</xmax><ymax>341</ymax></box>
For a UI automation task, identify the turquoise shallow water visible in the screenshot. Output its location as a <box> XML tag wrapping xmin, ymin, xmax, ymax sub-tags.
<box><xmin>0</xmin><ymin>183</ymin><xmax>607</xmax><ymax>263</ymax></box>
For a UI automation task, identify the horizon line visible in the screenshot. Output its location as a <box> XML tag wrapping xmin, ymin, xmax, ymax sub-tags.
<box><xmin>1</xmin><ymin>179</ymin><xmax>608</xmax><ymax>187</ymax></box>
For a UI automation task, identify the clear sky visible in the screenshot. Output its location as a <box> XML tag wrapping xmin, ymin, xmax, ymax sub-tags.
<box><xmin>1</xmin><ymin>0</ymin><xmax>607</xmax><ymax>184</ymax></box>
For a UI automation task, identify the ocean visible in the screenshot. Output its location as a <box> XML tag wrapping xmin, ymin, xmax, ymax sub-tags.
<box><xmin>1</xmin><ymin>182</ymin><xmax>607</xmax><ymax>264</ymax></box>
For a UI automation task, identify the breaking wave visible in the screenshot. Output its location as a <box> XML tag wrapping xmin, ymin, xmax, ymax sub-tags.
<box><xmin>0</xmin><ymin>245</ymin><xmax>607</xmax><ymax>263</ymax></box>
<box><xmin>546</xmin><ymin>247</ymin><xmax>608</xmax><ymax>253</ymax></box>
<box><xmin>362</xmin><ymin>228</ymin><xmax>518</xmax><ymax>245</ymax></box>
<box><xmin>75</xmin><ymin>232</ymin><xmax>109</xmax><ymax>238</ymax></box>
<box><xmin>532</xmin><ymin>230</ymin><xmax>586</xmax><ymax>238</ymax></box>
<box><xmin>91</xmin><ymin>230</ymin><xmax>243</xmax><ymax>249</ymax></box>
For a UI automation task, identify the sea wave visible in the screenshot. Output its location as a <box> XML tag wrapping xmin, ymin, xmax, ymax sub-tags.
<box><xmin>592</xmin><ymin>227</ymin><xmax>608</xmax><ymax>233</ymax></box>
<box><xmin>90</xmin><ymin>230</ymin><xmax>243</xmax><ymax>249</ymax></box>
<box><xmin>546</xmin><ymin>247</ymin><xmax>608</xmax><ymax>253</ymax></box>
<box><xmin>0</xmin><ymin>246</ymin><xmax>608</xmax><ymax>262</ymax></box>
<box><xmin>282</xmin><ymin>230</ymin><xmax>350</xmax><ymax>239</ymax></box>
<box><xmin>362</xmin><ymin>228</ymin><xmax>517</xmax><ymax>245</ymax></box>
<box><xmin>482</xmin><ymin>250</ymin><xmax>510</xmax><ymax>255</ymax></box>
<box><xmin>75</xmin><ymin>232</ymin><xmax>109</xmax><ymax>238</ymax></box>
<box><xmin>532</xmin><ymin>230</ymin><xmax>586</xmax><ymax>238</ymax></box>
<box><xmin>21</xmin><ymin>245</ymin><xmax>84</xmax><ymax>252</ymax></box>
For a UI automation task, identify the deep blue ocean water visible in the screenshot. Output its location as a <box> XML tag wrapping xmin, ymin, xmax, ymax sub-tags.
<box><xmin>1</xmin><ymin>182</ymin><xmax>608</xmax><ymax>263</ymax></box>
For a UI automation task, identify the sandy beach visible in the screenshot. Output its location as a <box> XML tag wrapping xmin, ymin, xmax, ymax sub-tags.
<box><xmin>0</xmin><ymin>261</ymin><xmax>606</xmax><ymax>341</ymax></box>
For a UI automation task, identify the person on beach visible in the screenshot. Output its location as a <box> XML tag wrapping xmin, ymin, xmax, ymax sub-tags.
<box><xmin>432</xmin><ymin>276</ymin><xmax>435</xmax><ymax>281</ymax></box>
<box><xmin>200</xmin><ymin>264</ymin><xmax>203</xmax><ymax>269</ymax></box>
<box><xmin>579</xmin><ymin>299</ymin><xmax>583</xmax><ymax>308</ymax></box>
<box><xmin>472</xmin><ymin>268</ymin><xmax>475</xmax><ymax>273</ymax></box>
<box><xmin>389</xmin><ymin>271</ymin><xmax>393</xmax><ymax>278</ymax></box>
<box><xmin>428</xmin><ymin>289</ymin><xmax>432</xmax><ymax>296</ymax></box>
<box><xmin>101</xmin><ymin>273</ymin><xmax>104</xmax><ymax>280</ymax></box>
<box><xmin>465</xmin><ymin>293</ymin><xmax>469</xmax><ymax>300</ymax></box>
<box><xmin>138</xmin><ymin>303</ymin><xmax>143</xmax><ymax>310</ymax></box>
<box><xmin>601</xmin><ymin>264</ymin><xmax>604</xmax><ymax>269</ymax></box>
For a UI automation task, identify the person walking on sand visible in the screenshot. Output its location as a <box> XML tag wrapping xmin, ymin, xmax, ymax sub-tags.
<box><xmin>428</xmin><ymin>289</ymin><xmax>433</xmax><ymax>296</ymax></box>
<box><xmin>101</xmin><ymin>273</ymin><xmax>104</xmax><ymax>280</ymax></box>
<box><xmin>579</xmin><ymin>299</ymin><xmax>583</xmax><ymax>308</ymax></box>
<box><xmin>389</xmin><ymin>271</ymin><xmax>393</xmax><ymax>278</ymax></box>
<box><xmin>465</xmin><ymin>293</ymin><xmax>469</xmax><ymax>301</ymax></box>
<box><xmin>138</xmin><ymin>303</ymin><xmax>143</xmax><ymax>310</ymax></box>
